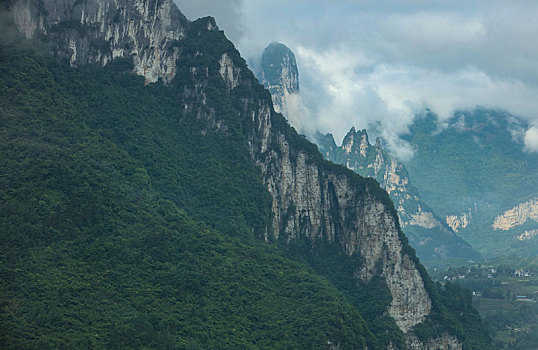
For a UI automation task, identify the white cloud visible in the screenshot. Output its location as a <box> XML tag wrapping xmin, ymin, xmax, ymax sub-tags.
<box><xmin>288</xmin><ymin>46</ymin><xmax>538</xmax><ymax>155</ymax></box>
<box><xmin>279</xmin><ymin>93</ymin><xmax>314</xmax><ymax>136</ymax></box>
<box><xmin>381</xmin><ymin>12</ymin><xmax>487</xmax><ymax>45</ymax></box>
<box><xmin>172</xmin><ymin>0</ymin><xmax>538</xmax><ymax>154</ymax></box>
<box><xmin>294</xmin><ymin>47</ymin><xmax>416</xmax><ymax>159</ymax></box>
<box><xmin>524</xmin><ymin>126</ymin><xmax>538</xmax><ymax>152</ymax></box>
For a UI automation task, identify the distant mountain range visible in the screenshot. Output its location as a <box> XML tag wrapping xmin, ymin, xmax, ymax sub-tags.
<box><xmin>403</xmin><ymin>109</ymin><xmax>538</xmax><ymax>257</ymax></box>
<box><xmin>316</xmin><ymin>128</ymin><xmax>481</xmax><ymax>265</ymax></box>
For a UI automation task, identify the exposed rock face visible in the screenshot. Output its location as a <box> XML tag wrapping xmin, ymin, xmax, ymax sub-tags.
<box><xmin>406</xmin><ymin>334</ymin><xmax>462</xmax><ymax>350</ymax></box>
<box><xmin>259</xmin><ymin>42</ymin><xmax>299</xmax><ymax>114</ymax></box>
<box><xmin>410</xmin><ymin>207</ymin><xmax>438</xmax><ymax>229</ymax></box>
<box><xmin>446</xmin><ymin>210</ymin><xmax>472</xmax><ymax>232</ymax></box>
<box><xmin>248</xmin><ymin>112</ymin><xmax>431</xmax><ymax>334</ymax></box>
<box><xmin>219</xmin><ymin>53</ymin><xmax>241</xmax><ymax>90</ymax></box>
<box><xmin>317</xmin><ymin>128</ymin><xmax>479</xmax><ymax>264</ymax></box>
<box><xmin>517</xmin><ymin>229</ymin><xmax>538</xmax><ymax>241</ymax></box>
<box><xmin>9</xmin><ymin>0</ymin><xmax>188</xmax><ymax>84</ymax></box>
<box><xmin>492</xmin><ymin>197</ymin><xmax>538</xmax><ymax>230</ymax></box>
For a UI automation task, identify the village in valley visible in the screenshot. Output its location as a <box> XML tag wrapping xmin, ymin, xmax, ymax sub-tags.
<box><xmin>429</xmin><ymin>258</ymin><xmax>538</xmax><ymax>349</ymax></box>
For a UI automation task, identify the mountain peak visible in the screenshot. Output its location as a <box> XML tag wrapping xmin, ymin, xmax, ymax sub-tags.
<box><xmin>259</xmin><ymin>41</ymin><xmax>299</xmax><ymax>114</ymax></box>
<box><xmin>342</xmin><ymin>127</ymin><xmax>369</xmax><ymax>156</ymax></box>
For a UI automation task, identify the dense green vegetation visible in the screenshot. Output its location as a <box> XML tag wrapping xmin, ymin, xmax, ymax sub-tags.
<box><xmin>282</xmin><ymin>238</ymin><xmax>404</xmax><ymax>349</ymax></box>
<box><xmin>429</xmin><ymin>257</ymin><xmax>538</xmax><ymax>350</ymax></box>
<box><xmin>0</xmin><ymin>45</ymin><xmax>376</xmax><ymax>349</ymax></box>
<box><xmin>403</xmin><ymin>111</ymin><xmax>538</xmax><ymax>257</ymax></box>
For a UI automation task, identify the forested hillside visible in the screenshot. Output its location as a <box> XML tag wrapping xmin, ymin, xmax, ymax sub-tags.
<box><xmin>0</xmin><ymin>4</ymin><xmax>492</xmax><ymax>347</ymax></box>
<box><xmin>0</xmin><ymin>44</ymin><xmax>385</xmax><ymax>349</ymax></box>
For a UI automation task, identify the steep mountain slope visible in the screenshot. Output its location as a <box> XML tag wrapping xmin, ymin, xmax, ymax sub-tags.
<box><xmin>1</xmin><ymin>0</ymin><xmax>492</xmax><ymax>348</ymax></box>
<box><xmin>255</xmin><ymin>42</ymin><xmax>479</xmax><ymax>265</ymax></box>
<box><xmin>317</xmin><ymin>129</ymin><xmax>480</xmax><ymax>265</ymax></box>
<box><xmin>403</xmin><ymin>110</ymin><xmax>538</xmax><ymax>257</ymax></box>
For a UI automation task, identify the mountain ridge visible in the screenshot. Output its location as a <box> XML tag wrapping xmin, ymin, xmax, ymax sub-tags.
<box><xmin>317</xmin><ymin>128</ymin><xmax>481</xmax><ymax>265</ymax></box>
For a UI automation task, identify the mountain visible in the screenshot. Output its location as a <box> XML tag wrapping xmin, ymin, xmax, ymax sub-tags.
<box><xmin>259</xmin><ymin>42</ymin><xmax>299</xmax><ymax>115</ymax></box>
<box><xmin>403</xmin><ymin>109</ymin><xmax>538</xmax><ymax>257</ymax></box>
<box><xmin>1</xmin><ymin>0</ymin><xmax>491</xmax><ymax>349</ymax></box>
<box><xmin>317</xmin><ymin>129</ymin><xmax>481</xmax><ymax>265</ymax></box>
<box><xmin>257</xmin><ymin>42</ymin><xmax>480</xmax><ymax>265</ymax></box>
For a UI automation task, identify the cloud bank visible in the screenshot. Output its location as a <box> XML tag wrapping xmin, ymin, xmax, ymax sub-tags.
<box><xmin>174</xmin><ymin>0</ymin><xmax>538</xmax><ymax>154</ymax></box>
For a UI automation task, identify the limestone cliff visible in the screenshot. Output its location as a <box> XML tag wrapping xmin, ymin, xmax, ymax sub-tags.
<box><xmin>406</xmin><ymin>334</ymin><xmax>462</xmax><ymax>350</ymax></box>
<box><xmin>7</xmin><ymin>0</ymin><xmax>486</xmax><ymax>348</ymax></box>
<box><xmin>446</xmin><ymin>210</ymin><xmax>472</xmax><ymax>233</ymax></box>
<box><xmin>317</xmin><ymin>128</ymin><xmax>479</xmax><ymax>264</ymax></box>
<box><xmin>10</xmin><ymin>0</ymin><xmax>188</xmax><ymax>84</ymax></box>
<box><xmin>517</xmin><ymin>229</ymin><xmax>538</xmax><ymax>241</ymax></box>
<box><xmin>492</xmin><ymin>197</ymin><xmax>538</xmax><ymax>231</ymax></box>
<box><xmin>259</xmin><ymin>42</ymin><xmax>299</xmax><ymax>115</ymax></box>
<box><xmin>252</xmin><ymin>129</ymin><xmax>431</xmax><ymax>333</ymax></box>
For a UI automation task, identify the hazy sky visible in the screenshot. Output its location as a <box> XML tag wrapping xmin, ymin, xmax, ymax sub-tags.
<box><xmin>174</xmin><ymin>0</ymin><xmax>538</xmax><ymax>156</ymax></box>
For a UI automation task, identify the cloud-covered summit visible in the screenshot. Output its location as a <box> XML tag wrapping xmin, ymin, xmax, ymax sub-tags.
<box><xmin>175</xmin><ymin>0</ymin><xmax>538</xmax><ymax>154</ymax></box>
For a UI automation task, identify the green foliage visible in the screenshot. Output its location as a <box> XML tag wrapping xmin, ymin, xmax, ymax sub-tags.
<box><xmin>0</xmin><ymin>46</ymin><xmax>374</xmax><ymax>349</ymax></box>
<box><xmin>281</xmin><ymin>237</ymin><xmax>404</xmax><ymax>349</ymax></box>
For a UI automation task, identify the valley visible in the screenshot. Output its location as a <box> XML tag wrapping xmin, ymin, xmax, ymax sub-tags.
<box><xmin>429</xmin><ymin>257</ymin><xmax>538</xmax><ymax>350</ymax></box>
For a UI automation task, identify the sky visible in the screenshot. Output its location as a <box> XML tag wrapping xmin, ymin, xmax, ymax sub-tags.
<box><xmin>174</xmin><ymin>0</ymin><xmax>538</xmax><ymax>157</ymax></box>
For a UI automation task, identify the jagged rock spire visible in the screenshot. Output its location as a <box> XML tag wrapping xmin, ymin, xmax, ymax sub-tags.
<box><xmin>259</xmin><ymin>42</ymin><xmax>299</xmax><ymax>114</ymax></box>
